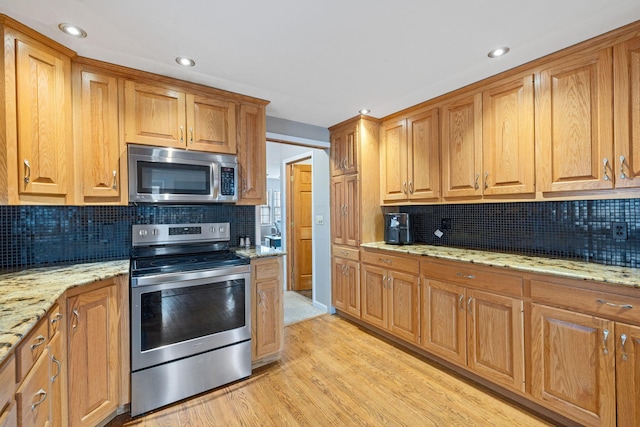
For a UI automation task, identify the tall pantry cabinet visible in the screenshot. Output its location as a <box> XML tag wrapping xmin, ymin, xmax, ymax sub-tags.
<box><xmin>330</xmin><ymin>116</ymin><xmax>382</xmax><ymax>318</ymax></box>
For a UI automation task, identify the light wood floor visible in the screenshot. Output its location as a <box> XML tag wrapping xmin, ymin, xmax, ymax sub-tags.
<box><xmin>120</xmin><ymin>315</ymin><xmax>553</xmax><ymax>426</ymax></box>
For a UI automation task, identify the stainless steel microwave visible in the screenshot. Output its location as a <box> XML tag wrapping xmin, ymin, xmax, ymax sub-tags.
<box><xmin>128</xmin><ymin>144</ymin><xmax>238</xmax><ymax>203</ymax></box>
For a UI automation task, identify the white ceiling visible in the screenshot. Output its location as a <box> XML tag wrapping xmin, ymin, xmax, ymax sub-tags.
<box><xmin>2</xmin><ymin>0</ymin><xmax>640</xmax><ymax>128</ymax></box>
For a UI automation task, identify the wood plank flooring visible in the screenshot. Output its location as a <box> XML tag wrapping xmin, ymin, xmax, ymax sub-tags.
<box><xmin>118</xmin><ymin>315</ymin><xmax>553</xmax><ymax>426</ymax></box>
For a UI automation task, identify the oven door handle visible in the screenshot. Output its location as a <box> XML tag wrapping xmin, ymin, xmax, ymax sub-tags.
<box><xmin>131</xmin><ymin>264</ymin><xmax>251</xmax><ymax>288</ymax></box>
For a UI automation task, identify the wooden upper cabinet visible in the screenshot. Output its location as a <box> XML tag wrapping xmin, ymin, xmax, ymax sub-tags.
<box><xmin>187</xmin><ymin>94</ymin><xmax>236</xmax><ymax>154</ymax></box>
<box><xmin>237</xmin><ymin>103</ymin><xmax>266</xmax><ymax>205</ymax></box>
<box><xmin>75</xmin><ymin>66</ymin><xmax>125</xmax><ymax>204</ymax></box>
<box><xmin>331</xmin><ymin>123</ymin><xmax>358</xmax><ymax>176</ymax></box>
<box><xmin>537</xmin><ymin>48</ymin><xmax>614</xmax><ymax>192</ymax></box>
<box><xmin>124</xmin><ymin>81</ymin><xmax>237</xmax><ymax>153</ymax></box>
<box><xmin>381</xmin><ymin>108</ymin><xmax>440</xmax><ymax>204</ymax></box>
<box><xmin>441</xmin><ymin>92</ymin><xmax>483</xmax><ymax>198</ymax></box>
<box><xmin>614</xmin><ymin>37</ymin><xmax>640</xmax><ymax>188</ymax></box>
<box><xmin>14</xmin><ymin>38</ymin><xmax>72</xmax><ymax>201</ymax></box>
<box><xmin>482</xmin><ymin>75</ymin><xmax>535</xmax><ymax>195</ymax></box>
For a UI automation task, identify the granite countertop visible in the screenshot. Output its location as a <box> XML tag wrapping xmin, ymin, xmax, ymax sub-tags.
<box><xmin>236</xmin><ymin>246</ymin><xmax>286</xmax><ymax>259</ymax></box>
<box><xmin>0</xmin><ymin>260</ymin><xmax>129</xmax><ymax>365</ymax></box>
<box><xmin>360</xmin><ymin>242</ymin><xmax>640</xmax><ymax>289</ymax></box>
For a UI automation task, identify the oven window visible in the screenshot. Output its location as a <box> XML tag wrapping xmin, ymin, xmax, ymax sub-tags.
<box><xmin>137</xmin><ymin>161</ymin><xmax>211</xmax><ymax>195</ymax></box>
<box><xmin>140</xmin><ymin>279</ymin><xmax>245</xmax><ymax>351</ymax></box>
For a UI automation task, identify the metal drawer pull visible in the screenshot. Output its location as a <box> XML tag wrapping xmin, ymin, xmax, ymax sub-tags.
<box><xmin>620</xmin><ymin>155</ymin><xmax>626</xmax><ymax>180</ymax></box>
<box><xmin>30</xmin><ymin>335</ymin><xmax>46</xmax><ymax>351</ymax></box>
<box><xmin>341</xmin><ymin>251</ymin><xmax>350</xmax><ymax>256</ymax></box>
<box><xmin>379</xmin><ymin>258</ymin><xmax>392</xmax><ymax>264</ymax></box>
<box><xmin>24</xmin><ymin>159</ymin><xmax>31</xmax><ymax>183</ymax></box>
<box><xmin>31</xmin><ymin>389</ymin><xmax>47</xmax><ymax>410</ymax></box>
<box><xmin>603</xmin><ymin>329</ymin><xmax>610</xmax><ymax>355</ymax></box>
<box><xmin>603</xmin><ymin>158</ymin><xmax>610</xmax><ymax>181</ymax></box>
<box><xmin>596</xmin><ymin>299</ymin><xmax>633</xmax><ymax>309</ymax></box>
<box><xmin>621</xmin><ymin>334</ymin><xmax>628</xmax><ymax>361</ymax></box>
<box><xmin>51</xmin><ymin>312</ymin><xmax>63</xmax><ymax>324</ymax></box>
<box><xmin>52</xmin><ymin>355</ymin><xmax>61</xmax><ymax>382</ymax></box>
<box><xmin>456</xmin><ymin>272</ymin><xmax>475</xmax><ymax>279</ymax></box>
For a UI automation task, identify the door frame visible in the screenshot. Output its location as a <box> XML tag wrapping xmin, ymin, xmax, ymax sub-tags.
<box><xmin>285</xmin><ymin>157</ymin><xmax>312</xmax><ymax>292</ymax></box>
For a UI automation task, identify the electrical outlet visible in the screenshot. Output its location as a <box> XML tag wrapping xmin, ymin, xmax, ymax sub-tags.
<box><xmin>441</xmin><ymin>218</ymin><xmax>452</xmax><ymax>230</ymax></box>
<box><xmin>612</xmin><ymin>222</ymin><xmax>628</xmax><ymax>240</ymax></box>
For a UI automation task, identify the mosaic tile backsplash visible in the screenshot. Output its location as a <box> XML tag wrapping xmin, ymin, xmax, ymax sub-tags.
<box><xmin>400</xmin><ymin>199</ymin><xmax>639</xmax><ymax>268</ymax></box>
<box><xmin>0</xmin><ymin>205</ymin><xmax>255</xmax><ymax>271</ymax></box>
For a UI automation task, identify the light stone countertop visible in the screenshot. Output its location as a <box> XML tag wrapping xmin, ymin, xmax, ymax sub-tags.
<box><xmin>236</xmin><ymin>246</ymin><xmax>286</xmax><ymax>259</ymax></box>
<box><xmin>0</xmin><ymin>260</ymin><xmax>129</xmax><ymax>365</ymax></box>
<box><xmin>360</xmin><ymin>242</ymin><xmax>640</xmax><ymax>289</ymax></box>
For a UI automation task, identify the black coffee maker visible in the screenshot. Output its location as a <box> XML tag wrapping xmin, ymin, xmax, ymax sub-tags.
<box><xmin>384</xmin><ymin>213</ymin><xmax>413</xmax><ymax>245</ymax></box>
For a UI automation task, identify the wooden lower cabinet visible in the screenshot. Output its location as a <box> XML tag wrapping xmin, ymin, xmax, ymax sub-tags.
<box><xmin>421</xmin><ymin>277</ymin><xmax>525</xmax><ymax>393</ymax></box>
<box><xmin>360</xmin><ymin>262</ymin><xmax>420</xmax><ymax>344</ymax></box>
<box><xmin>252</xmin><ymin>257</ymin><xmax>284</xmax><ymax>364</ymax></box>
<box><xmin>616</xmin><ymin>323</ymin><xmax>640</xmax><ymax>426</ymax></box>
<box><xmin>332</xmin><ymin>247</ymin><xmax>361</xmax><ymax>318</ymax></box>
<box><xmin>67</xmin><ymin>280</ymin><xmax>120</xmax><ymax>427</ymax></box>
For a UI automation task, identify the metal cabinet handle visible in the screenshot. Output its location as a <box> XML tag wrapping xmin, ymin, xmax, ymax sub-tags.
<box><xmin>258</xmin><ymin>290</ymin><xmax>263</xmax><ymax>305</ymax></box>
<box><xmin>189</xmin><ymin>127</ymin><xmax>194</xmax><ymax>144</ymax></box>
<box><xmin>180</xmin><ymin>125</ymin><xmax>184</xmax><ymax>143</ymax></box>
<box><xmin>596</xmin><ymin>298</ymin><xmax>633</xmax><ymax>309</ymax></box>
<box><xmin>341</xmin><ymin>251</ymin><xmax>350</xmax><ymax>256</ymax></box>
<box><xmin>379</xmin><ymin>258</ymin><xmax>392</xmax><ymax>264</ymax></box>
<box><xmin>603</xmin><ymin>158</ymin><xmax>610</xmax><ymax>181</ymax></box>
<box><xmin>403</xmin><ymin>181</ymin><xmax>407</xmax><ymax>194</ymax></box>
<box><xmin>408</xmin><ymin>181</ymin><xmax>413</xmax><ymax>194</ymax></box>
<box><xmin>51</xmin><ymin>355</ymin><xmax>61</xmax><ymax>382</ymax></box>
<box><xmin>603</xmin><ymin>329</ymin><xmax>610</xmax><ymax>355</ymax></box>
<box><xmin>112</xmin><ymin>170</ymin><xmax>117</xmax><ymax>190</ymax></box>
<box><xmin>72</xmin><ymin>308</ymin><xmax>79</xmax><ymax>331</ymax></box>
<box><xmin>474</xmin><ymin>173</ymin><xmax>480</xmax><ymax>190</ymax></box>
<box><xmin>456</xmin><ymin>272</ymin><xmax>475</xmax><ymax>279</ymax></box>
<box><xmin>467</xmin><ymin>297</ymin><xmax>473</xmax><ymax>315</ymax></box>
<box><xmin>620</xmin><ymin>155</ymin><xmax>626</xmax><ymax>180</ymax></box>
<box><xmin>484</xmin><ymin>171</ymin><xmax>489</xmax><ymax>190</ymax></box>
<box><xmin>342</xmin><ymin>158</ymin><xmax>347</xmax><ymax>170</ymax></box>
<box><xmin>31</xmin><ymin>389</ymin><xmax>47</xmax><ymax>410</ymax></box>
<box><xmin>621</xmin><ymin>334</ymin><xmax>628</xmax><ymax>361</ymax></box>
<box><xmin>51</xmin><ymin>312</ymin><xmax>63</xmax><ymax>325</ymax></box>
<box><xmin>458</xmin><ymin>294</ymin><xmax>464</xmax><ymax>311</ymax></box>
<box><xmin>30</xmin><ymin>335</ymin><xmax>46</xmax><ymax>351</ymax></box>
<box><xmin>24</xmin><ymin>159</ymin><xmax>31</xmax><ymax>183</ymax></box>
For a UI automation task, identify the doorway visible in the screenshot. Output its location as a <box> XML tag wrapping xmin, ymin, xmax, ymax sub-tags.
<box><xmin>286</xmin><ymin>161</ymin><xmax>313</xmax><ymax>298</ymax></box>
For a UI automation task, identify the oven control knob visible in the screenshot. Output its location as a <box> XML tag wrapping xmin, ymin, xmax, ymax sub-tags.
<box><xmin>139</xmin><ymin>229</ymin><xmax>148</xmax><ymax>237</ymax></box>
<box><xmin>219</xmin><ymin>227</ymin><xmax>225</xmax><ymax>233</ymax></box>
<box><xmin>152</xmin><ymin>229</ymin><xmax>159</xmax><ymax>235</ymax></box>
<box><xmin>209</xmin><ymin>227</ymin><xmax>215</xmax><ymax>234</ymax></box>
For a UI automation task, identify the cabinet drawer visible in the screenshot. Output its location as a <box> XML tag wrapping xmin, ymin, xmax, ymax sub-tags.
<box><xmin>361</xmin><ymin>251</ymin><xmax>419</xmax><ymax>275</ymax></box>
<box><xmin>531</xmin><ymin>280</ymin><xmax>640</xmax><ymax>324</ymax></box>
<box><xmin>16</xmin><ymin>319</ymin><xmax>48</xmax><ymax>383</ymax></box>
<box><xmin>16</xmin><ymin>348</ymin><xmax>49</xmax><ymax>427</ymax></box>
<box><xmin>0</xmin><ymin>355</ymin><xmax>15</xmax><ymax>415</ymax></box>
<box><xmin>253</xmin><ymin>258</ymin><xmax>281</xmax><ymax>281</ymax></box>
<box><xmin>421</xmin><ymin>260</ymin><xmax>523</xmax><ymax>297</ymax></box>
<box><xmin>48</xmin><ymin>303</ymin><xmax>63</xmax><ymax>337</ymax></box>
<box><xmin>333</xmin><ymin>245</ymin><xmax>359</xmax><ymax>261</ymax></box>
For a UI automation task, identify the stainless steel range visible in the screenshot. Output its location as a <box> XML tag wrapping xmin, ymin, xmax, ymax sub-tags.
<box><xmin>129</xmin><ymin>222</ymin><xmax>251</xmax><ymax>417</ymax></box>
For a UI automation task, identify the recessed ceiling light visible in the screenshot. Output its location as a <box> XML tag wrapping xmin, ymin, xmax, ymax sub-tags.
<box><xmin>359</xmin><ymin>109</ymin><xmax>371</xmax><ymax>115</ymax></box>
<box><xmin>58</xmin><ymin>23</ymin><xmax>87</xmax><ymax>38</ymax></box>
<box><xmin>488</xmin><ymin>47</ymin><xmax>510</xmax><ymax>58</ymax></box>
<box><xmin>176</xmin><ymin>57</ymin><xmax>196</xmax><ymax>67</ymax></box>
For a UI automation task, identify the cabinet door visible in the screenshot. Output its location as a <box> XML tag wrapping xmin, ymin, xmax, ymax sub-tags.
<box><xmin>482</xmin><ymin>76</ymin><xmax>535</xmax><ymax>195</ymax></box>
<box><xmin>467</xmin><ymin>290</ymin><xmax>525</xmax><ymax>393</ymax></box>
<box><xmin>421</xmin><ymin>279</ymin><xmax>466</xmax><ymax>365</ymax></box>
<box><xmin>49</xmin><ymin>331</ymin><xmax>64</xmax><ymax>427</ymax></box>
<box><xmin>15</xmin><ymin>348</ymin><xmax>49</xmax><ymax>427</ymax></box>
<box><xmin>253</xmin><ymin>258</ymin><xmax>283</xmax><ymax>360</ymax></box>
<box><xmin>186</xmin><ymin>94</ymin><xmax>237</xmax><ymax>153</ymax></box>
<box><xmin>331</xmin><ymin>128</ymin><xmax>345</xmax><ymax>176</ymax></box>
<box><xmin>332</xmin><ymin>256</ymin><xmax>347</xmax><ymax>311</ymax></box>
<box><xmin>408</xmin><ymin>108</ymin><xmax>440</xmax><ymax>201</ymax></box>
<box><xmin>531</xmin><ymin>304</ymin><xmax>615</xmax><ymax>426</ymax></box>
<box><xmin>330</xmin><ymin>124</ymin><xmax>358</xmax><ymax>176</ymax></box>
<box><xmin>441</xmin><ymin>92</ymin><xmax>483</xmax><ymax>198</ymax></box>
<box><xmin>388</xmin><ymin>271</ymin><xmax>420</xmax><ymax>344</ymax></box>
<box><xmin>537</xmin><ymin>49</ymin><xmax>614</xmax><ymax>192</ymax></box>
<box><xmin>380</xmin><ymin>119</ymin><xmax>408</xmax><ymax>203</ymax></box>
<box><xmin>331</xmin><ymin>176</ymin><xmax>346</xmax><ymax>245</ymax></box>
<box><xmin>360</xmin><ymin>264</ymin><xmax>387</xmax><ymax>329</ymax></box>
<box><xmin>79</xmin><ymin>69</ymin><xmax>122</xmax><ymax>201</ymax></box>
<box><xmin>67</xmin><ymin>284</ymin><xmax>119</xmax><ymax>427</ymax></box>
<box><xmin>616</xmin><ymin>322</ymin><xmax>640</xmax><ymax>426</ymax></box>
<box><xmin>344</xmin><ymin>259</ymin><xmax>361</xmax><ymax>318</ymax></box>
<box><xmin>344</xmin><ymin>174</ymin><xmax>360</xmax><ymax>247</ymax></box>
<box><xmin>16</xmin><ymin>40</ymin><xmax>70</xmax><ymax>197</ymax></box>
<box><xmin>124</xmin><ymin>81</ymin><xmax>186</xmax><ymax>148</ymax></box>
<box><xmin>237</xmin><ymin>103</ymin><xmax>266</xmax><ymax>205</ymax></box>
<box><xmin>614</xmin><ymin>37</ymin><xmax>640</xmax><ymax>188</ymax></box>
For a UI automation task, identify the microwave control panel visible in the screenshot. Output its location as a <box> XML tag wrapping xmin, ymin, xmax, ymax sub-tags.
<box><xmin>220</xmin><ymin>167</ymin><xmax>236</xmax><ymax>196</ymax></box>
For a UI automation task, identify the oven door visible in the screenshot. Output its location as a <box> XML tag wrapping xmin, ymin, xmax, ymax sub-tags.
<box><xmin>131</xmin><ymin>265</ymin><xmax>251</xmax><ymax>372</ymax></box>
